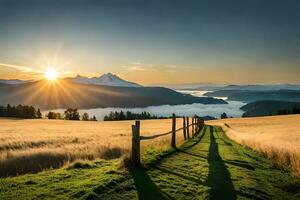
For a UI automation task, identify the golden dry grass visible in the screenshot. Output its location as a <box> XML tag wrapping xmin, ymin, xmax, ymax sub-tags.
<box><xmin>206</xmin><ymin>114</ymin><xmax>300</xmax><ymax>177</ymax></box>
<box><xmin>0</xmin><ymin>118</ymin><xmax>187</xmax><ymax>176</ymax></box>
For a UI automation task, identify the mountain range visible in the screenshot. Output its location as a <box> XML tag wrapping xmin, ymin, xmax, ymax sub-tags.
<box><xmin>162</xmin><ymin>83</ymin><xmax>300</xmax><ymax>91</ymax></box>
<box><xmin>204</xmin><ymin>89</ymin><xmax>300</xmax><ymax>103</ymax></box>
<box><xmin>221</xmin><ymin>84</ymin><xmax>300</xmax><ymax>91</ymax></box>
<box><xmin>0</xmin><ymin>80</ymin><xmax>226</xmax><ymax>110</ymax></box>
<box><xmin>0</xmin><ymin>73</ymin><xmax>141</xmax><ymax>88</ymax></box>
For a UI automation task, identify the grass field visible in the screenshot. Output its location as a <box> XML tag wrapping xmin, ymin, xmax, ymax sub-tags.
<box><xmin>0</xmin><ymin>118</ymin><xmax>187</xmax><ymax>177</ymax></box>
<box><xmin>1</xmin><ymin>126</ymin><xmax>299</xmax><ymax>199</ymax></box>
<box><xmin>206</xmin><ymin>114</ymin><xmax>300</xmax><ymax>178</ymax></box>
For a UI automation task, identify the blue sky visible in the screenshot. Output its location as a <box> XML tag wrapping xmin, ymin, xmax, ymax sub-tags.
<box><xmin>0</xmin><ymin>0</ymin><xmax>299</xmax><ymax>84</ymax></box>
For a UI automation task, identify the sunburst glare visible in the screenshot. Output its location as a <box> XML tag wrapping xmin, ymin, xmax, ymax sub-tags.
<box><xmin>45</xmin><ymin>68</ymin><xmax>58</xmax><ymax>81</ymax></box>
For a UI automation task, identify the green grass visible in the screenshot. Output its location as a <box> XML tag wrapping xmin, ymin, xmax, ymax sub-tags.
<box><xmin>1</xmin><ymin>126</ymin><xmax>300</xmax><ymax>199</ymax></box>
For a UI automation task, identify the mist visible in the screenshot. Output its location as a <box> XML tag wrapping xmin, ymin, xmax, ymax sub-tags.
<box><xmin>43</xmin><ymin>89</ymin><xmax>245</xmax><ymax>120</ymax></box>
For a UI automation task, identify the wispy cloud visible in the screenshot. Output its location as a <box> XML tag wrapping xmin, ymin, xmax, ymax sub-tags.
<box><xmin>131</xmin><ymin>62</ymin><xmax>142</xmax><ymax>65</ymax></box>
<box><xmin>0</xmin><ymin>62</ymin><xmax>42</xmax><ymax>74</ymax></box>
<box><xmin>122</xmin><ymin>62</ymin><xmax>174</xmax><ymax>72</ymax></box>
<box><xmin>122</xmin><ymin>62</ymin><xmax>194</xmax><ymax>72</ymax></box>
<box><xmin>121</xmin><ymin>65</ymin><xmax>148</xmax><ymax>71</ymax></box>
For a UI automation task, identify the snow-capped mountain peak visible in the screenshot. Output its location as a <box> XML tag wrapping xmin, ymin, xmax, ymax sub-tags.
<box><xmin>67</xmin><ymin>73</ymin><xmax>141</xmax><ymax>87</ymax></box>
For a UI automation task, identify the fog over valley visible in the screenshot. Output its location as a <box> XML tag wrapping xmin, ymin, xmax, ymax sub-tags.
<box><xmin>44</xmin><ymin>90</ymin><xmax>245</xmax><ymax>120</ymax></box>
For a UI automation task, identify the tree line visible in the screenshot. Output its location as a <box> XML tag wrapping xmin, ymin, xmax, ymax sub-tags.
<box><xmin>0</xmin><ymin>104</ymin><xmax>97</xmax><ymax>121</ymax></box>
<box><xmin>276</xmin><ymin>108</ymin><xmax>300</xmax><ymax>115</ymax></box>
<box><xmin>0</xmin><ymin>104</ymin><xmax>42</xmax><ymax>119</ymax></box>
<box><xmin>47</xmin><ymin>108</ymin><xmax>97</xmax><ymax>121</ymax></box>
<box><xmin>103</xmin><ymin>111</ymin><xmax>168</xmax><ymax>121</ymax></box>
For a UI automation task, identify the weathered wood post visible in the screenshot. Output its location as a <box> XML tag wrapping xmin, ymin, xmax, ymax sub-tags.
<box><xmin>195</xmin><ymin>117</ymin><xmax>197</xmax><ymax>135</ymax></box>
<box><xmin>192</xmin><ymin>117</ymin><xmax>195</xmax><ymax>138</ymax></box>
<box><xmin>183</xmin><ymin>116</ymin><xmax>187</xmax><ymax>140</ymax></box>
<box><xmin>197</xmin><ymin>117</ymin><xmax>200</xmax><ymax>134</ymax></box>
<box><xmin>186</xmin><ymin>117</ymin><xmax>190</xmax><ymax>139</ymax></box>
<box><xmin>197</xmin><ymin>117</ymin><xmax>200</xmax><ymax>133</ymax></box>
<box><xmin>171</xmin><ymin>113</ymin><xmax>176</xmax><ymax>148</ymax></box>
<box><xmin>194</xmin><ymin>117</ymin><xmax>197</xmax><ymax>135</ymax></box>
<box><xmin>131</xmin><ymin>120</ymin><xmax>140</xmax><ymax>166</ymax></box>
<box><xmin>198</xmin><ymin>117</ymin><xmax>202</xmax><ymax>134</ymax></box>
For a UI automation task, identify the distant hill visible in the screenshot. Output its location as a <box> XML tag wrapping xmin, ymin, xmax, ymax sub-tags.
<box><xmin>241</xmin><ymin>100</ymin><xmax>300</xmax><ymax>117</ymax></box>
<box><xmin>158</xmin><ymin>83</ymin><xmax>300</xmax><ymax>91</ymax></box>
<box><xmin>0</xmin><ymin>80</ymin><xmax>226</xmax><ymax>110</ymax></box>
<box><xmin>200</xmin><ymin>115</ymin><xmax>216</xmax><ymax>121</ymax></box>
<box><xmin>221</xmin><ymin>84</ymin><xmax>300</xmax><ymax>91</ymax></box>
<box><xmin>155</xmin><ymin>83</ymin><xmax>226</xmax><ymax>91</ymax></box>
<box><xmin>204</xmin><ymin>89</ymin><xmax>300</xmax><ymax>103</ymax></box>
<box><xmin>0</xmin><ymin>79</ymin><xmax>31</xmax><ymax>85</ymax></box>
<box><xmin>65</xmin><ymin>73</ymin><xmax>141</xmax><ymax>87</ymax></box>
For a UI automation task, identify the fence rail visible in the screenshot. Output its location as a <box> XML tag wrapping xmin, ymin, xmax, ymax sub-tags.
<box><xmin>131</xmin><ymin>114</ymin><xmax>204</xmax><ymax>166</ymax></box>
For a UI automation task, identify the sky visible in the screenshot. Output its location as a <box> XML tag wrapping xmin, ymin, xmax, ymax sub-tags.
<box><xmin>0</xmin><ymin>0</ymin><xmax>300</xmax><ymax>85</ymax></box>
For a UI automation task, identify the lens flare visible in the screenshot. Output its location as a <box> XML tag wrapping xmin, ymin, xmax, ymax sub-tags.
<box><xmin>45</xmin><ymin>69</ymin><xmax>58</xmax><ymax>81</ymax></box>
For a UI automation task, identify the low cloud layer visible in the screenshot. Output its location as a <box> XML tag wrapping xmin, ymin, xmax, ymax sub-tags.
<box><xmin>79</xmin><ymin>101</ymin><xmax>245</xmax><ymax>120</ymax></box>
<box><xmin>44</xmin><ymin>90</ymin><xmax>245</xmax><ymax>120</ymax></box>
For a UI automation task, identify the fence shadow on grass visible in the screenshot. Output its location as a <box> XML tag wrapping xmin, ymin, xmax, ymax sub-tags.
<box><xmin>130</xmin><ymin>168</ymin><xmax>172</xmax><ymax>200</ymax></box>
<box><xmin>207</xmin><ymin>126</ymin><xmax>237</xmax><ymax>200</ymax></box>
<box><xmin>145</xmin><ymin>127</ymin><xmax>206</xmax><ymax>168</ymax></box>
<box><xmin>130</xmin><ymin>128</ymin><xmax>207</xmax><ymax>200</ymax></box>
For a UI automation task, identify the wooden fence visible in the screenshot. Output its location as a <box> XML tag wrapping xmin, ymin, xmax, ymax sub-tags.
<box><xmin>131</xmin><ymin>114</ymin><xmax>205</xmax><ymax>166</ymax></box>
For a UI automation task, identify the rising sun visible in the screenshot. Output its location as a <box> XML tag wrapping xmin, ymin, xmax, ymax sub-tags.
<box><xmin>45</xmin><ymin>68</ymin><xmax>58</xmax><ymax>81</ymax></box>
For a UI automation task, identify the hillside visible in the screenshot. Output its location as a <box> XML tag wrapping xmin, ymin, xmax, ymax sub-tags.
<box><xmin>204</xmin><ymin>89</ymin><xmax>300</xmax><ymax>102</ymax></box>
<box><xmin>241</xmin><ymin>100</ymin><xmax>300</xmax><ymax>117</ymax></box>
<box><xmin>0</xmin><ymin>80</ymin><xmax>226</xmax><ymax>110</ymax></box>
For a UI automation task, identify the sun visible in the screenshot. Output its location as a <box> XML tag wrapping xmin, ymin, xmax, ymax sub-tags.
<box><xmin>45</xmin><ymin>68</ymin><xmax>58</xmax><ymax>81</ymax></box>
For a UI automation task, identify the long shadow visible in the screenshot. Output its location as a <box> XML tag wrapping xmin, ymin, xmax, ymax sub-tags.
<box><xmin>207</xmin><ymin>126</ymin><xmax>237</xmax><ymax>200</ymax></box>
<box><xmin>129</xmin><ymin>127</ymin><xmax>209</xmax><ymax>199</ymax></box>
<box><xmin>182</xmin><ymin>126</ymin><xmax>207</xmax><ymax>149</ymax></box>
<box><xmin>148</xmin><ymin>126</ymin><xmax>207</xmax><ymax>167</ymax></box>
<box><xmin>175</xmin><ymin>149</ymin><xmax>207</xmax><ymax>160</ymax></box>
<box><xmin>155</xmin><ymin>166</ymin><xmax>204</xmax><ymax>185</ymax></box>
<box><xmin>173</xmin><ymin>126</ymin><xmax>207</xmax><ymax>158</ymax></box>
<box><xmin>131</xmin><ymin>168</ymin><xmax>171</xmax><ymax>200</ymax></box>
<box><xmin>225</xmin><ymin>160</ymin><xmax>255</xmax><ymax>170</ymax></box>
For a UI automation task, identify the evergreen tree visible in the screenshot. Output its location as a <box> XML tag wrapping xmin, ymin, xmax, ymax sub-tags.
<box><xmin>119</xmin><ymin>110</ymin><xmax>125</xmax><ymax>120</ymax></box>
<box><xmin>82</xmin><ymin>113</ymin><xmax>89</xmax><ymax>121</ymax></box>
<box><xmin>91</xmin><ymin>115</ymin><xmax>97</xmax><ymax>121</ymax></box>
<box><xmin>37</xmin><ymin>109</ymin><xmax>42</xmax><ymax>118</ymax></box>
<box><xmin>64</xmin><ymin>108</ymin><xmax>80</xmax><ymax>120</ymax></box>
<box><xmin>221</xmin><ymin>112</ymin><xmax>228</xmax><ymax>119</ymax></box>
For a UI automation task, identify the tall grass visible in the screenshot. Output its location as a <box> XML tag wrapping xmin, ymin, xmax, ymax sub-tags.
<box><xmin>207</xmin><ymin>114</ymin><xmax>300</xmax><ymax>178</ymax></box>
<box><xmin>0</xmin><ymin>118</ymin><xmax>186</xmax><ymax>177</ymax></box>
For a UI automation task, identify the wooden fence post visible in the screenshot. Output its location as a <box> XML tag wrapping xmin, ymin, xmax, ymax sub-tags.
<box><xmin>192</xmin><ymin>117</ymin><xmax>195</xmax><ymax>138</ymax></box>
<box><xmin>131</xmin><ymin>120</ymin><xmax>140</xmax><ymax>166</ymax></box>
<box><xmin>196</xmin><ymin>117</ymin><xmax>200</xmax><ymax>134</ymax></box>
<box><xmin>194</xmin><ymin>117</ymin><xmax>197</xmax><ymax>135</ymax></box>
<box><xmin>186</xmin><ymin>117</ymin><xmax>190</xmax><ymax>139</ymax></box>
<box><xmin>198</xmin><ymin>117</ymin><xmax>202</xmax><ymax>134</ymax></box>
<box><xmin>183</xmin><ymin>116</ymin><xmax>187</xmax><ymax>140</ymax></box>
<box><xmin>171</xmin><ymin>113</ymin><xmax>176</xmax><ymax>148</ymax></box>
<box><xmin>198</xmin><ymin>117</ymin><xmax>201</xmax><ymax>133</ymax></box>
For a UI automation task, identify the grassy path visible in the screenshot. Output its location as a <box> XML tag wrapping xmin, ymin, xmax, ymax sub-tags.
<box><xmin>1</xmin><ymin>126</ymin><xmax>299</xmax><ymax>199</ymax></box>
<box><xmin>87</xmin><ymin>125</ymin><xmax>300</xmax><ymax>199</ymax></box>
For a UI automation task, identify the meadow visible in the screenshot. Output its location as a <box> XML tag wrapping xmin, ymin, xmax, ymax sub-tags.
<box><xmin>0</xmin><ymin>118</ymin><xmax>186</xmax><ymax>177</ymax></box>
<box><xmin>207</xmin><ymin>114</ymin><xmax>300</xmax><ymax>177</ymax></box>
<box><xmin>1</xmin><ymin>124</ymin><xmax>299</xmax><ymax>199</ymax></box>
